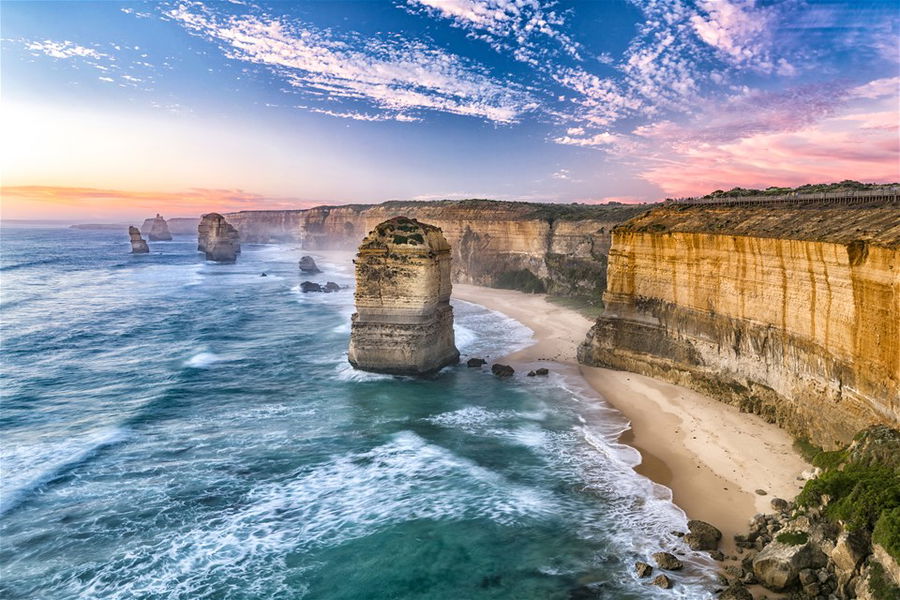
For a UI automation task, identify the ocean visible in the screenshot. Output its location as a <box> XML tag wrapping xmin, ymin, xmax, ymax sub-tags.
<box><xmin>0</xmin><ymin>225</ymin><xmax>717</xmax><ymax>599</ymax></box>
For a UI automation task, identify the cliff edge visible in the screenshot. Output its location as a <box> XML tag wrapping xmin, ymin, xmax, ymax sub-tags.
<box><xmin>348</xmin><ymin>217</ymin><xmax>459</xmax><ymax>375</ymax></box>
<box><xmin>578</xmin><ymin>202</ymin><xmax>899</xmax><ymax>448</ymax></box>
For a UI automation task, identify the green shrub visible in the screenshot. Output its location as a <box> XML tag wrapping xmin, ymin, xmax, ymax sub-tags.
<box><xmin>776</xmin><ymin>531</ymin><xmax>809</xmax><ymax>545</ymax></box>
<box><xmin>868</xmin><ymin>560</ymin><xmax>900</xmax><ymax>600</ymax></box>
<box><xmin>873</xmin><ymin>506</ymin><xmax>900</xmax><ymax>560</ymax></box>
<box><xmin>798</xmin><ymin>464</ymin><xmax>900</xmax><ymax>532</ymax></box>
<box><xmin>392</xmin><ymin>235</ymin><xmax>409</xmax><ymax>245</ymax></box>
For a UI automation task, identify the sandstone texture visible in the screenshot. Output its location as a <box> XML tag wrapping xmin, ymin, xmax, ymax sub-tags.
<box><xmin>579</xmin><ymin>203</ymin><xmax>900</xmax><ymax>447</ymax></box>
<box><xmin>142</xmin><ymin>214</ymin><xmax>173</xmax><ymax>241</ymax></box>
<box><xmin>224</xmin><ymin>200</ymin><xmax>649</xmax><ymax>297</ymax></box>
<box><xmin>128</xmin><ymin>226</ymin><xmax>149</xmax><ymax>254</ymax></box>
<box><xmin>198</xmin><ymin>213</ymin><xmax>241</xmax><ymax>263</ymax></box>
<box><xmin>348</xmin><ymin>217</ymin><xmax>459</xmax><ymax>375</ymax></box>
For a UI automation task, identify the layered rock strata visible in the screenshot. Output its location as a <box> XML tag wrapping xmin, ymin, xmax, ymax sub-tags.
<box><xmin>198</xmin><ymin>213</ymin><xmax>241</xmax><ymax>263</ymax></box>
<box><xmin>142</xmin><ymin>214</ymin><xmax>173</xmax><ymax>241</ymax></box>
<box><xmin>224</xmin><ymin>200</ymin><xmax>650</xmax><ymax>297</ymax></box>
<box><xmin>348</xmin><ymin>217</ymin><xmax>459</xmax><ymax>375</ymax></box>
<box><xmin>578</xmin><ymin>203</ymin><xmax>900</xmax><ymax>447</ymax></box>
<box><xmin>129</xmin><ymin>226</ymin><xmax>149</xmax><ymax>253</ymax></box>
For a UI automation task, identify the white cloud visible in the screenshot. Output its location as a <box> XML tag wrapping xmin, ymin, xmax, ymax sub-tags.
<box><xmin>552</xmin><ymin>131</ymin><xmax>621</xmax><ymax>148</ymax></box>
<box><xmin>168</xmin><ymin>2</ymin><xmax>533</xmax><ymax>124</ymax></box>
<box><xmin>690</xmin><ymin>0</ymin><xmax>779</xmax><ymax>70</ymax></box>
<box><xmin>405</xmin><ymin>0</ymin><xmax>580</xmax><ymax>65</ymax></box>
<box><xmin>25</xmin><ymin>40</ymin><xmax>106</xmax><ymax>60</ymax></box>
<box><xmin>551</xmin><ymin>168</ymin><xmax>570</xmax><ymax>180</ymax></box>
<box><xmin>302</xmin><ymin>107</ymin><xmax>421</xmax><ymax>122</ymax></box>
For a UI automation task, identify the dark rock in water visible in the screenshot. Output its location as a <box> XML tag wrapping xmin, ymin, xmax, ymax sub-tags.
<box><xmin>260</xmin><ymin>273</ymin><xmax>267</xmax><ymax>277</ymax></box>
<box><xmin>198</xmin><ymin>213</ymin><xmax>241</xmax><ymax>262</ymax></box>
<box><xmin>299</xmin><ymin>255</ymin><xmax>321</xmax><ymax>273</ymax></box>
<box><xmin>717</xmin><ymin>583</ymin><xmax>753</xmax><ymax>600</ymax></box>
<box><xmin>300</xmin><ymin>281</ymin><xmax>323</xmax><ymax>293</ymax></box>
<box><xmin>635</xmin><ymin>561</ymin><xmax>653</xmax><ymax>578</ymax></box>
<box><xmin>323</xmin><ymin>281</ymin><xmax>340</xmax><ymax>293</ymax></box>
<box><xmin>491</xmin><ymin>364</ymin><xmax>514</xmax><ymax>378</ymax></box>
<box><xmin>527</xmin><ymin>367</ymin><xmax>550</xmax><ymax>377</ymax></box>
<box><xmin>142</xmin><ymin>214</ymin><xmax>173</xmax><ymax>241</ymax></box>
<box><xmin>467</xmin><ymin>358</ymin><xmax>487</xmax><ymax>368</ymax></box>
<box><xmin>652</xmin><ymin>552</ymin><xmax>683</xmax><ymax>570</ymax></box>
<box><xmin>685</xmin><ymin>520</ymin><xmax>722</xmax><ymax>551</ymax></box>
<box><xmin>651</xmin><ymin>574</ymin><xmax>672</xmax><ymax>589</ymax></box>
<box><xmin>129</xmin><ymin>226</ymin><xmax>149</xmax><ymax>254</ymax></box>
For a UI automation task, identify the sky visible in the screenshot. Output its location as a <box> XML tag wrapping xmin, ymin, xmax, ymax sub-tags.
<box><xmin>1</xmin><ymin>0</ymin><xmax>898</xmax><ymax>220</ymax></box>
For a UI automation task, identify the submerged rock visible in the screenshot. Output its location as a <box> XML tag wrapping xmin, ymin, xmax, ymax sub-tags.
<box><xmin>142</xmin><ymin>214</ymin><xmax>173</xmax><ymax>241</ymax></box>
<box><xmin>300</xmin><ymin>281</ymin><xmax>323</xmax><ymax>293</ymax></box>
<box><xmin>491</xmin><ymin>364</ymin><xmax>515</xmax><ymax>378</ymax></box>
<box><xmin>635</xmin><ymin>562</ymin><xmax>653</xmax><ymax>578</ymax></box>
<box><xmin>467</xmin><ymin>358</ymin><xmax>487</xmax><ymax>368</ymax></box>
<box><xmin>651</xmin><ymin>574</ymin><xmax>672</xmax><ymax>588</ymax></box>
<box><xmin>527</xmin><ymin>368</ymin><xmax>550</xmax><ymax>377</ymax></box>
<box><xmin>299</xmin><ymin>255</ymin><xmax>321</xmax><ymax>273</ymax></box>
<box><xmin>129</xmin><ymin>226</ymin><xmax>149</xmax><ymax>254</ymax></box>
<box><xmin>198</xmin><ymin>213</ymin><xmax>241</xmax><ymax>262</ymax></box>
<box><xmin>348</xmin><ymin>216</ymin><xmax>459</xmax><ymax>375</ymax></box>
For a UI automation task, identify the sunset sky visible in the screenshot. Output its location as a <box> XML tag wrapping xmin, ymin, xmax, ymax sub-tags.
<box><xmin>1</xmin><ymin>0</ymin><xmax>898</xmax><ymax>220</ymax></box>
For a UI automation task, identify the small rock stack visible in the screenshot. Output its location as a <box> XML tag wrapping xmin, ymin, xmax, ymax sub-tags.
<box><xmin>142</xmin><ymin>214</ymin><xmax>173</xmax><ymax>241</ymax></box>
<box><xmin>129</xmin><ymin>226</ymin><xmax>149</xmax><ymax>254</ymax></box>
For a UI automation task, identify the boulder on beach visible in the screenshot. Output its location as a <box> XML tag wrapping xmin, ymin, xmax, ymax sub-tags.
<box><xmin>751</xmin><ymin>534</ymin><xmax>827</xmax><ymax>591</ymax></box>
<box><xmin>527</xmin><ymin>368</ymin><xmax>549</xmax><ymax>377</ymax></box>
<box><xmin>491</xmin><ymin>364</ymin><xmax>515</xmax><ymax>378</ymax></box>
<box><xmin>129</xmin><ymin>226</ymin><xmax>149</xmax><ymax>254</ymax></box>
<box><xmin>685</xmin><ymin>520</ymin><xmax>722</xmax><ymax>551</ymax></box>
<box><xmin>467</xmin><ymin>358</ymin><xmax>487</xmax><ymax>368</ymax></box>
<box><xmin>299</xmin><ymin>255</ymin><xmax>322</xmax><ymax>273</ymax></box>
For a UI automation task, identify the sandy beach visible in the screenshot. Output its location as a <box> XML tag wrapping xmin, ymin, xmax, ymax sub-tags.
<box><xmin>453</xmin><ymin>284</ymin><xmax>809</xmax><ymax>556</ymax></box>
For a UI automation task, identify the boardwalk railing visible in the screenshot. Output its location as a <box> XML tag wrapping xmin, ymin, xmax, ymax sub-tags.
<box><xmin>666</xmin><ymin>187</ymin><xmax>900</xmax><ymax>207</ymax></box>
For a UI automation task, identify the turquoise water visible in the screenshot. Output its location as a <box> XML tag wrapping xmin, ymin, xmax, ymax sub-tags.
<box><xmin>0</xmin><ymin>226</ymin><xmax>716</xmax><ymax>599</ymax></box>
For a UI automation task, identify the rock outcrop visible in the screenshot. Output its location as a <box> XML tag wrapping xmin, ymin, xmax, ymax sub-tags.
<box><xmin>299</xmin><ymin>256</ymin><xmax>321</xmax><ymax>273</ymax></box>
<box><xmin>142</xmin><ymin>214</ymin><xmax>173</xmax><ymax>241</ymax></box>
<box><xmin>198</xmin><ymin>213</ymin><xmax>241</xmax><ymax>263</ymax></box>
<box><xmin>578</xmin><ymin>203</ymin><xmax>900</xmax><ymax>447</ymax></box>
<box><xmin>223</xmin><ymin>200</ymin><xmax>650</xmax><ymax>298</ymax></box>
<box><xmin>129</xmin><ymin>226</ymin><xmax>149</xmax><ymax>253</ymax></box>
<box><xmin>348</xmin><ymin>217</ymin><xmax>459</xmax><ymax>375</ymax></box>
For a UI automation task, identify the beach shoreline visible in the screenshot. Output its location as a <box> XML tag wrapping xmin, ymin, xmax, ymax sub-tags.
<box><xmin>452</xmin><ymin>284</ymin><xmax>810</xmax><ymax>559</ymax></box>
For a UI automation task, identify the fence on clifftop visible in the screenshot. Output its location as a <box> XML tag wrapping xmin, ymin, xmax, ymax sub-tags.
<box><xmin>665</xmin><ymin>187</ymin><xmax>900</xmax><ymax>207</ymax></box>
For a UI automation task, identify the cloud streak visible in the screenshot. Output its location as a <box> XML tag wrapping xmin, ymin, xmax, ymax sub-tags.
<box><xmin>167</xmin><ymin>1</ymin><xmax>534</xmax><ymax>123</ymax></box>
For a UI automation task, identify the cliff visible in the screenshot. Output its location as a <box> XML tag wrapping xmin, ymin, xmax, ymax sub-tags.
<box><xmin>141</xmin><ymin>214</ymin><xmax>173</xmax><ymax>241</ymax></box>
<box><xmin>128</xmin><ymin>226</ymin><xmax>149</xmax><ymax>254</ymax></box>
<box><xmin>167</xmin><ymin>217</ymin><xmax>201</xmax><ymax>235</ymax></box>
<box><xmin>348</xmin><ymin>217</ymin><xmax>459</xmax><ymax>375</ymax></box>
<box><xmin>225</xmin><ymin>200</ymin><xmax>649</xmax><ymax>297</ymax></box>
<box><xmin>578</xmin><ymin>202</ymin><xmax>900</xmax><ymax>448</ymax></box>
<box><xmin>198</xmin><ymin>213</ymin><xmax>241</xmax><ymax>263</ymax></box>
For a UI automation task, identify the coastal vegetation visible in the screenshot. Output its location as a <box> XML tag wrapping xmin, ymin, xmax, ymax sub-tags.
<box><xmin>700</xmin><ymin>180</ymin><xmax>898</xmax><ymax>199</ymax></box>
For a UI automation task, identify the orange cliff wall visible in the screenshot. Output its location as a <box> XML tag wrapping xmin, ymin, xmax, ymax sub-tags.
<box><xmin>578</xmin><ymin>204</ymin><xmax>900</xmax><ymax>447</ymax></box>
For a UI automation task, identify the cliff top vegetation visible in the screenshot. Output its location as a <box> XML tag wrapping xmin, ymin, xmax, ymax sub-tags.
<box><xmin>699</xmin><ymin>180</ymin><xmax>899</xmax><ymax>199</ymax></box>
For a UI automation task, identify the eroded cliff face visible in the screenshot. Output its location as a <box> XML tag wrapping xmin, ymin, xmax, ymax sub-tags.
<box><xmin>348</xmin><ymin>217</ymin><xmax>459</xmax><ymax>375</ymax></box>
<box><xmin>141</xmin><ymin>214</ymin><xmax>173</xmax><ymax>241</ymax></box>
<box><xmin>198</xmin><ymin>213</ymin><xmax>242</xmax><ymax>263</ymax></box>
<box><xmin>578</xmin><ymin>204</ymin><xmax>900</xmax><ymax>447</ymax></box>
<box><xmin>226</xmin><ymin>201</ymin><xmax>647</xmax><ymax>297</ymax></box>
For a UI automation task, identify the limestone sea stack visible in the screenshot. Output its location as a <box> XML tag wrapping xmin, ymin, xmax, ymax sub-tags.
<box><xmin>129</xmin><ymin>226</ymin><xmax>149</xmax><ymax>253</ymax></box>
<box><xmin>198</xmin><ymin>213</ymin><xmax>241</xmax><ymax>263</ymax></box>
<box><xmin>142</xmin><ymin>214</ymin><xmax>173</xmax><ymax>241</ymax></box>
<box><xmin>348</xmin><ymin>217</ymin><xmax>459</xmax><ymax>375</ymax></box>
<box><xmin>299</xmin><ymin>255</ymin><xmax>321</xmax><ymax>273</ymax></box>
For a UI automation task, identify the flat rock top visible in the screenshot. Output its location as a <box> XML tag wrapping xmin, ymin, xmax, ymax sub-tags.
<box><xmin>617</xmin><ymin>203</ymin><xmax>900</xmax><ymax>248</ymax></box>
<box><xmin>359</xmin><ymin>217</ymin><xmax>450</xmax><ymax>253</ymax></box>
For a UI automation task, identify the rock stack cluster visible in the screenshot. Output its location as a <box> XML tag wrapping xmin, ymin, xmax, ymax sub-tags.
<box><xmin>198</xmin><ymin>213</ymin><xmax>241</xmax><ymax>263</ymax></box>
<box><xmin>142</xmin><ymin>214</ymin><xmax>173</xmax><ymax>241</ymax></box>
<box><xmin>348</xmin><ymin>217</ymin><xmax>459</xmax><ymax>375</ymax></box>
<box><xmin>129</xmin><ymin>226</ymin><xmax>149</xmax><ymax>253</ymax></box>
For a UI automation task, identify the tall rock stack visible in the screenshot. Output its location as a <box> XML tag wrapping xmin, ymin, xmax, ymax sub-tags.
<box><xmin>348</xmin><ymin>217</ymin><xmax>459</xmax><ymax>375</ymax></box>
<box><xmin>198</xmin><ymin>213</ymin><xmax>241</xmax><ymax>263</ymax></box>
<box><xmin>128</xmin><ymin>226</ymin><xmax>149</xmax><ymax>253</ymax></box>
<box><xmin>142</xmin><ymin>214</ymin><xmax>173</xmax><ymax>241</ymax></box>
